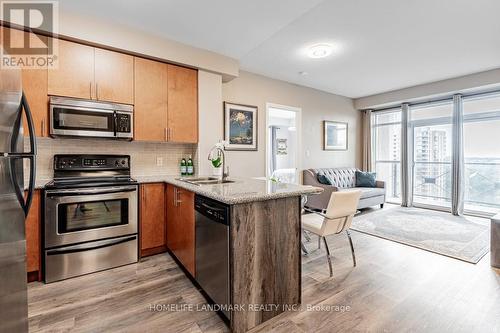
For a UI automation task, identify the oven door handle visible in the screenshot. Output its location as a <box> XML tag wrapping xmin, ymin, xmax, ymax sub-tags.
<box><xmin>46</xmin><ymin>188</ymin><xmax>137</xmax><ymax>197</ymax></box>
<box><xmin>46</xmin><ymin>235</ymin><xmax>137</xmax><ymax>255</ymax></box>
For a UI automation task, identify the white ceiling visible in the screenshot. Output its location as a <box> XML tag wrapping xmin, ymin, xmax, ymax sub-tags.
<box><xmin>59</xmin><ymin>0</ymin><xmax>500</xmax><ymax>98</ymax></box>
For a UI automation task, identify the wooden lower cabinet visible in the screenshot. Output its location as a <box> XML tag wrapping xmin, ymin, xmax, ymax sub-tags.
<box><xmin>139</xmin><ymin>183</ymin><xmax>167</xmax><ymax>257</ymax></box>
<box><xmin>25</xmin><ymin>190</ymin><xmax>41</xmax><ymax>282</ymax></box>
<box><xmin>166</xmin><ymin>185</ymin><xmax>195</xmax><ymax>276</ymax></box>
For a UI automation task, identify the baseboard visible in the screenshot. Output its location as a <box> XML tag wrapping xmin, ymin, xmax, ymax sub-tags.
<box><xmin>140</xmin><ymin>245</ymin><xmax>167</xmax><ymax>258</ymax></box>
<box><xmin>27</xmin><ymin>270</ymin><xmax>41</xmax><ymax>282</ymax></box>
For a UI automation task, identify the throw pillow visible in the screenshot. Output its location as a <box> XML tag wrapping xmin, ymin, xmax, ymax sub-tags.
<box><xmin>355</xmin><ymin>170</ymin><xmax>377</xmax><ymax>187</ymax></box>
<box><xmin>317</xmin><ymin>174</ymin><xmax>333</xmax><ymax>185</ymax></box>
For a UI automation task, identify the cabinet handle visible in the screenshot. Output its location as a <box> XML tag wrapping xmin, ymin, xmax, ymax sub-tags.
<box><xmin>164</xmin><ymin>128</ymin><xmax>168</xmax><ymax>141</ymax></box>
<box><xmin>41</xmin><ymin>119</ymin><xmax>45</xmax><ymax>136</ymax></box>
<box><xmin>173</xmin><ymin>188</ymin><xmax>177</xmax><ymax>207</ymax></box>
<box><xmin>170</xmin><ymin>128</ymin><xmax>173</xmax><ymax>141</ymax></box>
<box><xmin>96</xmin><ymin>83</ymin><xmax>99</xmax><ymax>100</ymax></box>
<box><xmin>176</xmin><ymin>189</ymin><xmax>182</xmax><ymax>206</ymax></box>
<box><xmin>89</xmin><ymin>82</ymin><xmax>93</xmax><ymax>99</ymax></box>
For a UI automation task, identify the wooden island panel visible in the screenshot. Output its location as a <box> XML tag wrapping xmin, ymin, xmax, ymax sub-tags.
<box><xmin>230</xmin><ymin>196</ymin><xmax>302</xmax><ymax>333</ymax></box>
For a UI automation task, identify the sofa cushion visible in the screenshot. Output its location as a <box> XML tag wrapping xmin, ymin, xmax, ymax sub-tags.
<box><xmin>311</xmin><ymin>168</ymin><xmax>357</xmax><ymax>188</ymax></box>
<box><xmin>355</xmin><ymin>170</ymin><xmax>377</xmax><ymax>187</ymax></box>
<box><xmin>317</xmin><ymin>174</ymin><xmax>333</xmax><ymax>185</ymax></box>
<box><xmin>340</xmin><ymin>187</ymin><xmax>385</xmax><ymax>199</ymax></box>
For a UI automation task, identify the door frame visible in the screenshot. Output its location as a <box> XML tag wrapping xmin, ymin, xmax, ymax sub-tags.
<box><xmin>265</xmin><ymin>103</ymin><xmax>302</xmax><ymax>183</ymax></box>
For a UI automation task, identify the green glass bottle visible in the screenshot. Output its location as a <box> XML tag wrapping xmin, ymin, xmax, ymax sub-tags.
<box><xmin>180</xmin><ymin>158</ymin><xmax>187</xmax><ymax>176</ymax></box>
<box><xmin>187</xmin><ymin>156</ymin><xmax>194</xmax><ymax>175</ymax></box>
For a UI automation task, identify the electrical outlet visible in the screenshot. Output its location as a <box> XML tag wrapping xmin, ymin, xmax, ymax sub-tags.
<box><xmin>156</xmin><ymin>157</ymin><xmax>163</xmax><ymax>166</ymax></box>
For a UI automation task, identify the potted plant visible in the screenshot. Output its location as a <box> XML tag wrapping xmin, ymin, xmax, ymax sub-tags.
<box><xmin>208</xmin><ymin>141</ymin><xmax>225</xmax><ymax>177</ymax></box>
<box><xmin>211</xmin><ymin>153</ymin><xmax>223</xmax><ymax>176</ymax></box>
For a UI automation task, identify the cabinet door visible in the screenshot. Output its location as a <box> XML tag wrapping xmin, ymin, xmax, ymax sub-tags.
<box><xmin>166</xmin><ymin>185</ymin><xmax>177</xmax><ymax>250</ymax></box>
<box><xmin>134</xmin><ymin>57</ymin><xmax>168</xmax><ymax>141</ymax></box>
<box><xmin>167</xmin><ymin>65</ymin><xmax>198</xmax><ymax>143</ymax></box>
<box><xmin>166</xmin><ymin>185</ymin><xmax>195</xmax><ymax>276</ymax></box>
<box><xmin>176</xmin><ymin>188</ymin><xmax>195</xmax><ymax>276</ymax></box>
<box><xmin>95</xmin><ymin>48</ymin><xmax>134</xmax><ymax>104</ymax></box>
<box><xmin>25</xmin><ymin>190</ymin><xmax>41</xmax><ymax>281</ymax></box>
<box><xmin>140</xmin><ymin>183</ymin><xmax>166</xmax><ymax>256</ymax></box>
<box><xmin>48</xmin><ymin>39</ymin><xmax>94</xmax><ymax>99</ymax></box>
<box><xmin>2</xmin><ymin>28</ymin><xmax>48</xmax><ymax>137</ymax></box>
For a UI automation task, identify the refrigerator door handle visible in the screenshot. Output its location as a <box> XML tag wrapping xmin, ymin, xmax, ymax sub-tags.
<box><xmin>21</xmin><ymin>92</ymin><xmax>37</xmax><ymax>216</ymax></box>
<box><xmin>22</xmin><ymin>92</ymin><xmax>37</xmax><ymax>155</ymax></box>
<box><xmin>9</xmin><ymin>93</ymin><xmax>37</xmax><ymax>216</ymax></box>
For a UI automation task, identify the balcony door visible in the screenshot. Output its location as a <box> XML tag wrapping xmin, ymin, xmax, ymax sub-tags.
<box><xmin>410</xmin><ymin>102</ymin><xmax>453</xmax><ymax>209</ymax></box>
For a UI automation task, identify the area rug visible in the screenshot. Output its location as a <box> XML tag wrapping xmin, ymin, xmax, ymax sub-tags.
<box><xmin>351</xmin><ymin>206</ymin><xmax>490</xmax><ymax>263</ymax></box>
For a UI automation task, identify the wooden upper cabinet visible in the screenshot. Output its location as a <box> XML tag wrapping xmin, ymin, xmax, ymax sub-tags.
<box><xmin>22</xmin><ymin>55</ymin><xmax>49</xmax><ymax>137</ymax></box>
<box><xmin>95</xmin><ymin>48</ymin><xmax>134</xmax><ymax>104</ymax></box>
<box><xmin>167</xmin><ymin>65</ymin><xmax>198</xmax><ymax>143</ymax></box>
<box><xmin>48</xmin><ymin>39</ymin><xmax>94</xmax><ymax>99</ymax></box>
<box><xmin>134</xmin><ymin>57</ymin><xmax>168</xmax><ymax>141</ymax></box>
<box><xmin>140</xmin><ymin>183</ymin><xmax>166</xmax><ymax>256</ymax></box>
<box><xmin>1</xmin><ymin>28</ymin><xmax>48</xmax><ymax>137</ymax></box>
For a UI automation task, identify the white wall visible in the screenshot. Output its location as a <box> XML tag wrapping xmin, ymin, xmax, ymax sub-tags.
<box><xmin>355</xmin><ymin>68</ymin><xmax>500</xmax><ymax>109</ymax></box>
<box><xmin>216</xmin><ymin>71</ymin><xmax>360</xmax><ymax>178</ymax></box>
<box><xmin>197</xmin><ymin>70</ymin><xmax>224</xmax><ymax>175</ymax></box>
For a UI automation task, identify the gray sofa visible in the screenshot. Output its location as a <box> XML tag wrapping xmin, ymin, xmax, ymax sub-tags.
<box><xmin>303</xmin><ymin>168</ymin><xmax>385</xmax><ymax>211</ymax></box>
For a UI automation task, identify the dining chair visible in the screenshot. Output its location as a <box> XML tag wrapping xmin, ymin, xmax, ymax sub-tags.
<box><xmin>302</xmin><ymin>190</ymin><xmax>361</xmax><ymax>277</ymax></box>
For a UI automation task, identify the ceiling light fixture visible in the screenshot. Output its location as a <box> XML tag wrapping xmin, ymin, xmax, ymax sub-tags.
<box><xmin>307</xmin><ymin>43</ymin><xmax>334</xmax><ymax>59</ymax></box>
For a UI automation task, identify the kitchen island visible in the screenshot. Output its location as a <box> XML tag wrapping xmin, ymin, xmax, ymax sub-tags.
<box><xmin>138</xmin><ymin>175</ymin><xmax>322</xmax><ymax>333</ymax></box>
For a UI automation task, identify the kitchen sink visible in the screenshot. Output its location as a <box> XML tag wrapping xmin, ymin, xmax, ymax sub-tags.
<box><xmin>176</xmin><ymin>177</ymin><xmax>235</xmax><ymax>186</ymax></box>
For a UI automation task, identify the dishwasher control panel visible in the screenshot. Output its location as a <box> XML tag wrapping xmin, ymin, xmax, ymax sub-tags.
<box><xmin>194</xmin><ymin>195</ymin><xmax>229</xmax><ymax>225</ymax></box>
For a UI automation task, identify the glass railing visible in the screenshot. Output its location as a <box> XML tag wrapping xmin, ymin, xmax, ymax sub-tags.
<box><xmin>374</xmin><ymin>161</ymin><xmax>401</xmax><ymax>203</ymax></box>
<box><xmin>376</xmin><ymin>160</ymin><xmax>500</xmax><ymax>213</ymax></box>
<box><xmin>413</xmin><ymin>161</ymin><xmax>452</xmax><ymax>206</ymax></box>
<box><xmin>463</xmin><ymin>160</ymin><xmax>500</xmax><ymax>212</ymax></box>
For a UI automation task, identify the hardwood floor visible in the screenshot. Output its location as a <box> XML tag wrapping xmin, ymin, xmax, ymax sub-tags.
<box><xmin>28</xmin><ymin>227</ymin><xmax>499</xmax><ymax>332</ymax></box>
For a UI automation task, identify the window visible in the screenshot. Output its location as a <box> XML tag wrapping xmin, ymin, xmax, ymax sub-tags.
<box><xmin>370</xmin><ymin>91</ymin><xmax>500</xmax><ymax>216</ymax></box>
<box><xmin>372</xmin><ymin>110</ymin><xmax>401</xmax><ymax>203</ymax></box>
<box><xmin>463</xmin><ymin>94</ymin><xmax>500</xmax><ymax>214</ymax></box>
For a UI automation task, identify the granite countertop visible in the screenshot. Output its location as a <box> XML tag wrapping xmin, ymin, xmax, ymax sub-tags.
<box><xmin>30</xmin><ymin>174</ymin><xmax>322</xmax><ymax>204</ymax></box>
<box><xmin>134</xmin><ymin>175</ymin><xmax>323</xmax><ymax>205</ymax></box>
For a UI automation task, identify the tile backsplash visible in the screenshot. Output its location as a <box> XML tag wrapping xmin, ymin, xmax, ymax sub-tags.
<box><xmin>26</xmin><ymin>137</ymin><xmax>197</xmax><ymax>182</ymax></box>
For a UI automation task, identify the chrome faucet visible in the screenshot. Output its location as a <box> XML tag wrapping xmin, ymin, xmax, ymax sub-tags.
<box><xmin>208</xmin><ymin>144</ymin><xmax>229</xmax><ymax>180</ymax></box>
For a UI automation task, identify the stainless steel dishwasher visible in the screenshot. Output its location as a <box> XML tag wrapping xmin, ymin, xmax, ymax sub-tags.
<box><xmin>195</xmin><ymin>195</ymin><xmax>230</xmax><ymax>319</ymax></box>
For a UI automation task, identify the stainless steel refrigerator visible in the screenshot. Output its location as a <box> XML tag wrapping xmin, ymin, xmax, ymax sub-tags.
<box><xmin>0</xmin><ymin>48</ymin><xmax>37</xmax><ymax>333</ymax></box>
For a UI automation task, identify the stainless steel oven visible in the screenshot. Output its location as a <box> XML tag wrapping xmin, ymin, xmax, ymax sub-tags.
<box><xmin>49</xmin><ymin>96</ymin><xmax>133</xmax><ymax>139</ymax></box>
<box><xmin>43</xmin><ymin>154</ymin><xmax>138</xmax><ymax>283</ymax></box>
<box><xmin>44</xmin><ymin>185</ymin><xmax>138</xmax><ymax>283</ymax></box>
<box><xmin>44</xmin><ymin>186</ymin><xmax>138</xmax><ymax>248</ymax></box>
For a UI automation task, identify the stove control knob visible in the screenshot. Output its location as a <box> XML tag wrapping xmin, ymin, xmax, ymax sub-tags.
<box><xmin>121</xmin><ymin>160</ymin><xmax>126</xmax><ymax>165</ymax></box>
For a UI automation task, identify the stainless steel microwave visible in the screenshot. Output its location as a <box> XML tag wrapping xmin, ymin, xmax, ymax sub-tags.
<box><xmin>49</xmin><ymin>96</ymin><xmax>134</xmax><ymax>140</ymax></box>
